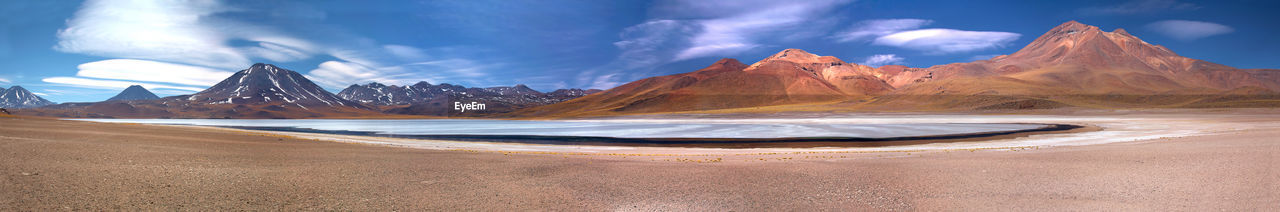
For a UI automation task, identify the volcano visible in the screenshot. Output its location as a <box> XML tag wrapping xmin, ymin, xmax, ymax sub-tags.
<box><xmin>106</xmin><ymin>85</ymin><xmax>160</xmax><ymax>101</ymax></box>
<box><xmin>26</xmin><ymin>64</ymin><xmax>376</xmax><ymax>118</ymax></box>
<box><xmin>888</xmin><ymin>21</ymin><xmax>1280</xmax><ymax>96</ymax></box>
<box><xmin>187</xmin><ymin>63</ymin><xmax>362</xmax><ymax>108</ymax></box>
<box><xmin>0</xmin><ymin>86</ymin><xmax>55</xmax><ymax>108</ymax></box>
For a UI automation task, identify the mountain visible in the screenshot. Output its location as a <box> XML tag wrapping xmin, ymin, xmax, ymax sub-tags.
<box><xmin>24</xmin><ymin>63</ymin><xmax>377</xmax><ymax>118</ymax></box>
<box><xmin>187</xmin><ymin>63</ymin><xmax>362</xmax><ymax>109</ymax></box>
<box><xmin>522</xmin><ymin>21</ymin><xmax>1280</xmax><ymax>116</ymax></box>
<box><xmin>106</xmin><ymin>85</ymin><xmax>160</xmax><ymax>101</ymax></box>
<box><xmin>0</xmin><ymin>86</ymin><xmax>56</xmax><ymax>108</ymax></box>
<box><xmin>519</xmin><ymin>50</ymin><xmax>899</xmax><ymax>116</ymax></box>
<box><xmin>888</xmin><ymin>21</ymin><xmax>1280</xmax><ymax>96</ymax></box>
<box><xmin>545</xmin><ymin>88</ymin><xmax>603</xmax><ymax>99</ymax></box>
<box><xmin>337</xmin><ymin>82</ymin><xmax>600</xmax><ymax>116</ymax></box>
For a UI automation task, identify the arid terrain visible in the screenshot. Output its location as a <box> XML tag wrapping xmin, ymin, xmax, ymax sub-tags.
<box><xmin>3</xmin><ymin>110</ymin><xmax>1278</xmax><ymax>210</ymax></box>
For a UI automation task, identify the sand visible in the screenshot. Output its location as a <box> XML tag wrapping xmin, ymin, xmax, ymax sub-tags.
<box><xmin>2</xmin><ymin>111</ymin><xmax>1279</xmax><ymax>210</ymax></box>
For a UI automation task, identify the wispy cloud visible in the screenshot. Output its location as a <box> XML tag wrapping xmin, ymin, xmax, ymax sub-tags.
<box><xmin>872</xmin><ymin>29</ymin><xmax>1020</xmax><ymax>54</ymax></box>
<box><xmin>1077</xmin><ymin>0</ymin><xmax>1200</xmax><ymax>16</ymax></box>
<box><xmin>832</xmin><ymin>19</ymin><xmax>1020</xmax><ymax>54</ymax></box>
<box><xmin>73</xmin><ymin>59</ymin><xmax>234</xmax><ymax>86</ymax></box>
<box><xmin>49</xmin><ymin>0</ymin><xmax>497</xmax><ymax>92</ymax></box>
<box><xmin>53</xmin><ymin>0</ymin><xmax>313</xmax><ymax>69</ymax></box>
<box><xmin>833</xmin><ymin>19</ymin><xmax>933</xmax><ymax>42</ymax></box>
<box><xmin>672</xmin><ymin>0</ymin><xmax>849</xmax><ymax>61</ymax></box>
<box><xmin>307</xmin><ymin>56</ymin><xmax>500</xmax><ymax>88</ymax></box>
<box><xmin>862</xmin><ymin>54</ymin><xmax>905</xmax><ymax>67</ymax></box>
<box><xmin>42</xmin><ymin>77</ymin><xmax>206</xmax><ymax>93</ymax></box>
<box><xmin>578</xmin><ymin>0</ymin><xmax>853</xmax><ymax>89</ymax></box>
<box><xmin>0</xmin><ymin>77</ymin><xmax>10</xmax><ymax>84</ymax></box>
<box><xmin>1145</xmin><ymin>20</ymin><xmax>1233</xmax><ymax>41</ymax></box>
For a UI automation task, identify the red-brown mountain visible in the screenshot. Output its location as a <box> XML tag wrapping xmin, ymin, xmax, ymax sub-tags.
<box><xmin>518</xmin><ymin>51</ymin><xmax>894</xmax><ymax>116</ymax></box>
<box><xmin>888</xmin><ymin>21</ymin><xmax>1280</xmax><ymax>96</ymax></box>
<box><xmin>522</xmin><ymin>21</ymin><xmax>1280</xmax><ymax>116</ymax></box>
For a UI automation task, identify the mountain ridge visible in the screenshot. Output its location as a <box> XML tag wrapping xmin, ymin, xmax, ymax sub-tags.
<box><xmin>518</xmin><ymin>20</ymin><xmax>1280</xmax><ymax>117</ymax></box>
<box><xmin>337</xmin><ymin>81</ymin><xmax>600</xmax><ymax>115</ymax></box>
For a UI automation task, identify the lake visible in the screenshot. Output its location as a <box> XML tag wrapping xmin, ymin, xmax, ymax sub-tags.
<box><xmin>72</xmin><ymin>119</ymin><xmax>1059</xmax><ymax>142</ymax></box>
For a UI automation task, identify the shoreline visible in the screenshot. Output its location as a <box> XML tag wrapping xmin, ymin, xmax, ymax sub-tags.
<box><xmin>203</xmin><ymin>123</ymin><xmax>1089</xmax><ymax>148</ymax></box>
<box><xmin>123</xmin><ymin>113</ymin><xmax>1228</xmax><ymax>156</ymax></box>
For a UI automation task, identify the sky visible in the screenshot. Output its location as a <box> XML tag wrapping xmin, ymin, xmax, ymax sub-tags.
<box><xmin>0</xmin><ymin>0</ymin><xmax>1277</xmax><ymax>103</ymax></box>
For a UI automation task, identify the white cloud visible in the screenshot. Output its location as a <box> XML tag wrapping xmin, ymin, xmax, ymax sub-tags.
<box><xmin>833</xmin><ymin>19</ymin><xmax>933</xmax><ymax>42</ymax></box>
<box><xmin>672</xmin><ymin>0</ymin><xmax>850</xmax><ymax>61</ymax></box>
<box><xmin>576</xmin><ymin>0</ymin><xmax>852</xmax><ymax>89</ymax></box>
<box><xmin>1145</xmin><ymin>20</ymin><xmax>1233</xmax><ymax>41</ymax></box>
<box><xmin>611</xmin><ymin>20</ymin><xmax>700</xmax><ymax>69</ymax></box>
<box><xmin>42</xmin><ymin>77</ymin><xmax>206</xmax><ymax>93</ymax></box>
<box><xmin>383</xmin><ymin>45</ymin><xmax>429</xmax><ymax>61</ymax></box>
<box><xmin>74</xmin><ymin>59</ymin><xmax>233</xmax><ymax>86</ymax></box>
<box><xmin>862</xmin><ymin>54</ymin><xmax>904</xmax><ymax>67</ymax></box>
<box><xmin>53</xmin><ymin>0</ymin><xmax>318</xmax><ymax>69</ymax></box>
<box><xmin>832</xmin><ymin>19</ymin><xmax>1020</xmax><ymax>54</ymax></box>
<box><xmin>1077</xmin><ymin>0</ymin><xmax>1200</xmax><ymax>16</ymax></box>
<box><xmin>51</xmin><ymin>0</ymin><xmax>497</xmax><ymax>92</ymax></box>
<box><xmin>307</xmin><ymin>57</ymin><xmax>499</xmax><ymax>88</ymax></box>
<box><xmin>872</xmin><ymin>29</ymin><xmax>1020</xmax><ymax>54</ymax></box>
<box><xmin>0</xmin><ymin>77</ymin><xmax>10</xmax><ymax>84</ymax></box>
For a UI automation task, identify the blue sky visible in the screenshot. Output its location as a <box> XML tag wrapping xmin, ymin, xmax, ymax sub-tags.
<box><xmin>0</xmin><ymin>0</ymin><xmax>1277</xmax><ymax>103</ymax></box>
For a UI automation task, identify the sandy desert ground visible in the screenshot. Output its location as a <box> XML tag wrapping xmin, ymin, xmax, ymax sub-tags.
<box><xmin>2</xmin><ymin>110</ymin><xmax>1279</xmax><ymax>210</ymax></box>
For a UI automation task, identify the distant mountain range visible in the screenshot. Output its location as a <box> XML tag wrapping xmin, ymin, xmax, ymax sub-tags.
<box><xmin>0</xmin><ymin>86</ymin><xmax>55</xmax><ymax>108</ymax></box>
<box><xmin>106</xmin><ymin>85</ymin><xmax>160</xmax><ymax>101</ymax></box>
<box><xmin>20</xmin><ymin>63</ymin><xmax>598</xmax><ymax>118</ymax></box>
<box><xmin>337</xmin><ymin>82</ymin><xmax>599</xmax><ymax>115</ymax></box>
<box><xmin>11</xmin><ymin>21</ymin><xmax>1280</xmax><ymax>118</ymax></box>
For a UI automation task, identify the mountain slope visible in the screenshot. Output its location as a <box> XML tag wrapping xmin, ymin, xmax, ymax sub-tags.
<box><xmin>890</xmin><ymin>21</ymin><xmax>1280</xmax><ymax>96</ymax></box>
<box><xmin>0</xmin><ymin>86</ymin><xmax>56</xmax><ymax>108</ymax></box>
<box><xmin>516</xmin><ymin>53</ymin><xmax>895</xmax><ymax>116</ymax></box>
<box><xmin>106</xmin><ymin>85</ymin><xmax>161</xmax><ymax>101</ymax></box>
<box><xmin>187</xmin><ymin>63</ymin><xmax>362</xmax><ymax>108</ymax></box>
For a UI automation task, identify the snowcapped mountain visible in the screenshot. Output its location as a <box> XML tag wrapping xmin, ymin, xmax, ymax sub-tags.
<box><xmin>338</xmin><ymin>82</ymin><xmax>599</xmax><ymax>106</ymax></box>
<box><xmin>0</xmin><ymin>86</ymin><xmax>56</xmax><ymax>108</ymax></box>
<box><xmin>106</xmin><ymin>85</ymin><xmax>160</xmax><ymax>101</ymax></box>
<box><xmin>545</xmin><ymin>88</ymin><xmax>604</xmax><ymax>99</ymax></box>
<box><xmin>337</xmin><ymin>82</ymin><xmax>600</xmax><ymax>115</ymax></box>
<box><xmin>25</xmin><ymin>63</ymin><xmax>375</xmax><ymax>118</ymax></box>
<box><xmin>188</xmin><ymin>63</ymin><xmax>362</xmax><ymax>109</ymax></box>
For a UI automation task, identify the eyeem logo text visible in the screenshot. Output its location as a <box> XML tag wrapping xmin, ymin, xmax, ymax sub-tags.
<box><xmin>454</xmin><ymin>101</ymin><xmax>486</xmax><ymax>112</ymax></box>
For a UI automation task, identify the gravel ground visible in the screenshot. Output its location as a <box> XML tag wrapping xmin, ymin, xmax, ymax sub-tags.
<box><xmin>1</xmin><ymin>115</ymin><xmax>1277</xmax><ymax>210</ymax></box>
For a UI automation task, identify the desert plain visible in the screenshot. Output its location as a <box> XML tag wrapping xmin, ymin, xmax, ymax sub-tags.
<box><xmin>2</xmin><ymin>109</ymin><xmax>1278</xmax><ymax>210</ymax></box>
